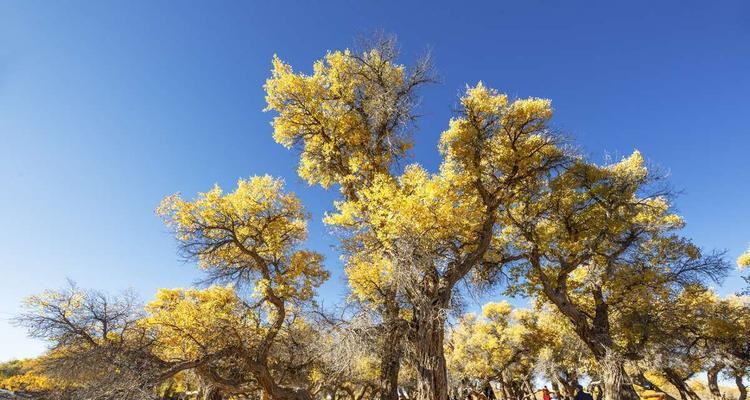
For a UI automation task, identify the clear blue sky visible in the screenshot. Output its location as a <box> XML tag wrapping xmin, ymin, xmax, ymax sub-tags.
<box><xmin>1</xmin><ymin>1</ymin><xmax>748</xmax><ymax>361</ymax></box>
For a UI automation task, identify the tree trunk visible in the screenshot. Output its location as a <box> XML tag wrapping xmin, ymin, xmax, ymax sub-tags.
<box><xmin>706</xmin><ymin>363</ymin><xmax>724</xmax><ymax>400</ymax></box>
<box><xmin>379</xmin><ymin>298</ymin><xmax>403</xmax><ymax>400</ymax></box>
<box><xmin>631</xmin><ymin>370</ymin><xmax>677</xmax><ymax>400</ymax></box>
<box><xmin>662</xmin><ymin>368</ymin><xmax>701</xmax><ymax>400</ymax></box>
<box><xmin>253</xmin><ymin>362</ymin><xmax>313</xmax><ymax>400</ymax></box>
<box><xmin>600</xmin><ymin>352</ymin><xmax>640</xmax><ymax>400</ymax></box>
<box><xmin>501</xmin><ymin>378</ymin><xmax>511</xmax><ymax>400</ymax></box>
<box><xmin>203</xmin><ymin>387</ymin><xmax>223</xmax><ymax>400</ymax></box>
<box><xmin>736</xmin><ymin>374</ymin><xmax>747</xmax><ymax>400</ymax></box>
<box><xmin>413</xmin><ymin>301</ymin><xmax>449</xmax><ymax>400</ymax></box>
<box><xmin>525</xmin><ymin>378</ymin><xmax>537</xmax><ymax>400</ymax></box>
<box><xmin>553</xmin><ymin>373</ymin><xmax>577</xmax><ymax>400</ymax></box>
<box><xmin>539</xmin><ymin>283</ymin><xmax>639</xmax><ymax>400</ymax></box>
<box><xmin>380</xmin><ymin>347</ymin><xmax>401</xmax><ymax>400</ymax></box>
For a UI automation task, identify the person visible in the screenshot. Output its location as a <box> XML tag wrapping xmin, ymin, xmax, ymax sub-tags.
<box><xmin>542</xmin><ymin>385</ymin><xmax>552</xmax><ymax>400</ymax></box>
<box><xmin>574</xmin><ymin>384</ymin><xmax>593</xmax><ymax>400</ymax></box>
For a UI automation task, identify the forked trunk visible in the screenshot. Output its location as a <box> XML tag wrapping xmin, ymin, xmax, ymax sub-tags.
<box><xmin>540</xmin><ymin>284</ymin><xmax>639</xmax><ymax>400</ymax></box>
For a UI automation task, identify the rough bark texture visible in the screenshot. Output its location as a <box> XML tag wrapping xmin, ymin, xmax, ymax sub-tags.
<box><xmin>379</xmin><ymin>298</ymin><xmax>403</xmax><ymax>400</ymax></box>
<box><xmin>413</xmin><ymin>300</ymin><xmax>449</xmax><ymax>400</ymax></box>
<box><xmin>379</xmin><ymin>351</ymin><xmax>401</xmax><ymax>400</ymax></box>
<box><xmin>706</xmin><ymin>363</ymin><xmax>724</xmax><ymax>400</ymax></box>
<box><xmin>600</xmin><ymin>354</ymin><xmax>640</xmax><ymax>400</ymax></box>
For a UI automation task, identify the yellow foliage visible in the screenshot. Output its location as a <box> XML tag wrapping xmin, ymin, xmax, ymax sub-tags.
<box><xmin>157</xmin><ymin>175</ymin><xmax>328</xmax><ymax>301</ymax></box>
<box><xmin>143</xmin><ymin>286</ymin><xmax>255</xmax><ymax>359</ymax></box>
<box><xmin>738</xmin><ymin>246</ymin><xmax>750</xmax><ymax>269</ymax></box>
<box><xmin>447</xmin><ymin>302</ymin><xmax>544</xmax><ymax>382</ymax></box>
<box><xmin>439</xmin><ymin>82</ymin><xmax>560</xmax><ymax>194</ymax></box>
<box><xmin>265</xmin><ymin>49</ymin><xmax>411</xmax><ymax>193</ymax></box>
<box><xmin>0</xmin><ymin>358</ymin><xmax>62</xmax><ymax>393</ymax></box>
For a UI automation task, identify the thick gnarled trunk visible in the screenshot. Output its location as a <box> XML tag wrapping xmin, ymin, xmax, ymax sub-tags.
<box><xmin>599</xmin><ymin>353</ymin><xmax>640</xmax><ymax>400</ymax></box>
<box><xmin>379</xmin><ymin>354</ymin><xmax>401</xmax><ymax>400</ymax></box>
<box><xmin>412</xmin><ymin>299</ymin><xmax>449</xmax><ymax>400</ymax></box>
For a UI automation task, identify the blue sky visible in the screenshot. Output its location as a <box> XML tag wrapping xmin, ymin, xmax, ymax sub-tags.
<box><xmin>1</xmin><ymin>1</ymin><xmax>748</xmax><ymax>361</ymax></box>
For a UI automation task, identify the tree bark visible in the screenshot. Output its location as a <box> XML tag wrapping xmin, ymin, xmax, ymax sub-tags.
<box><xmin>412</xmin><ymin>299</ymin><xmax>449</xmax><ymax>400</ymax></box>
<box><xmin>736</xmin><ymin>374</ymin><xmax>747</xmax><ymax>400</ymax></box>
<box><xmin>706</xmin><ymin>363</ymin><xmax>724</xmax><ymax>400</ymax></box>
<box><xmin>379</xmin><ymin>297</ymin><xmax>403</xmax><ymax>400</ymax></box>
<box><xmin>525</xmin><ymin>378</ymin><xmax>537</xmax><ymax>400</ymax></box>
<box><xmin>599</xmin><ymin>353</ymin><xmax>640</xmax><ymax>400</ymax></box>
<box><xmin>203</xmin><ymin>387</ymin><xmax>223</xmax><ymax>400</ymax></box>
<box><xmin>379</xmin><ymin>342</ymin><xmax>402</xmax><ymax>400</ymax></box>
<box><xmin>501</xmin><ymin>378</ymin><xmax>511</xmax><ymax>400</ymax></box>
<box><xmin>662</xmin><ymin>368</ymin><xmax>701</xmax><ymax>400</ymax></box>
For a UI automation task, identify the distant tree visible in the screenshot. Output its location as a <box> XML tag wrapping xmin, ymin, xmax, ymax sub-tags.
<box><xmin>13</xmin><ymin>281</ymin><xmax>168</xmax><ymax>398</ymax></box>
<box><xmin>0</xmin><ymin>359</ymin><xmax>24</xmax><ymax>382</ymax></box>
<box><xmin>446</xmin><ymin>302</ymin><xmax>543</xmax><ymax>400</ymax></box>
<box><xmin>0</xmin><ymin>358</ymin><xmax>64</xmax><ymax>395</ymax></box>
<box><xmin>739</xmin><ymin>246</ymin><xmax>750</xmax><ymax>295</ymax></box>
<box><xmin>533</xmin><ymin>307</ymin><xmax>598</xmax><ymax>400</ymax></box>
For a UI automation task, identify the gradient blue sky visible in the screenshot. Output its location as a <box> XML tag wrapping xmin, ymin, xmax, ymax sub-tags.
<box><xmin>1</xmin><ymin>1</ymin><xmax>749</xmax><ymax>361</ymax></box>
